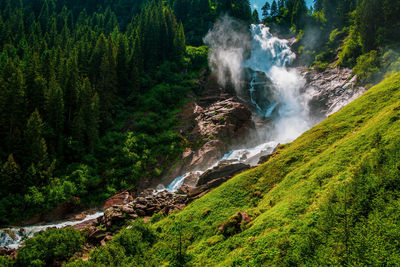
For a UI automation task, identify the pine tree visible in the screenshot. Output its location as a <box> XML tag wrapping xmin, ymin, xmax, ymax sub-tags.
<box><xmin>0</xmin><ymin>59</ymin><xmax>26</xmax><ymax>154</ymax></box>
<box><xmin>116</xmin><ymin>34</ymin><xmax>130</xmax><ymax>95</ymax></box>
<box><xmin>271</xmin><ymin>0</ymin><xmax>278</xmax><ymax>17</ymax></box>
<box><xmin>173</xmin><ymin>22</ymin><xmax>186</xmax><ymax>60</ymax></box>
<box><xmin>24</xmin><ymin>110</ymin><xmax>48</xmax><ymax>168</ymax></box>
<box><xmin>0</xmin><ymin>154</ymin><xmax>22</xmax><ymax>196</ymax></box>
<box><xmin>262</xmin><ymin>1</ymin><xmax>271</xmax><ymax>19</ymax></box>
<box><xmin>252</xmin><ymin>10</ymin><xmax>260</xmax><ymax>23</ymax></box>
<box><xmin>44</xmin><ymin>74</ymin><xmax>64</xmax><ymax>154</ymax></box>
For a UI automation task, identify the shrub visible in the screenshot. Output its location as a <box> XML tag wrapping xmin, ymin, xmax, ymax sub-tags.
<box><xmin>186</xmin><ymin>46</ymin><xmax>208</xmax><ymax>71</ymax></box>
<box><xmin>337</xmin><ymin>27</ymin><xmax>362</xmax><ymax>67</ymax></box>
<box><xmin>89</xmin><ymin>243</ymin><xmax>126</xmax><ymax>266</ymax></box>
<box><xmin>17</xmin><ymin>227</ymin><xmax>84</xmax><ymax>266</ymax></box>
<box><xmin>0</xmin><ymin>256</ymin><xmax>14</xmax><ymax>267</ymax></box>
<box><xmin>353</xmin><ymin>50</ymin><xmax>379</xmax><ymax>83</ymax></box>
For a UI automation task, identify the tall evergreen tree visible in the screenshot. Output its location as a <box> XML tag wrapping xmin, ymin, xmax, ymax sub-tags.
<box><xmin>262</xmin><ymin>1</ymin><xmax>271</xmax><ymax>19</ymax></box>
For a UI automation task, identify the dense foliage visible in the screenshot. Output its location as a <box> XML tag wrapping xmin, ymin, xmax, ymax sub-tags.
<box><xmin>0</xmin><ymin>0</ymin><xmax>204</xmax><ymax>226</ymax></box>
<box><xmin>17</xmin><ymin>227</ymin><xmax>84</xmax><ymax>266</ymax></box>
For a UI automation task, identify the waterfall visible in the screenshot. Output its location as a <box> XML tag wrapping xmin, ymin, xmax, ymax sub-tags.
<box><xmin>164</xmin><ymin>22</ymin><xmax>313</xmax><ymax>192</ymax></box>
<box><xmin>244</xmin><ymin>24</ymin><xmax>310</xmax><ymax>143</ymax></box>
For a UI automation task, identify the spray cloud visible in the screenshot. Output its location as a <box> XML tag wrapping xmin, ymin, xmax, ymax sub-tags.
<box><xmin>203</xmin><ymin>15</ymin><xmax>251</xmax><ymax>92</ymax></box>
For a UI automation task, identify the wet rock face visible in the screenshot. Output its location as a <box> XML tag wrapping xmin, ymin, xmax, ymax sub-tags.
<box><xmin>300</xmin><ymin>67</ymin><xmax>366</xmax><ymax>121</ymax></box>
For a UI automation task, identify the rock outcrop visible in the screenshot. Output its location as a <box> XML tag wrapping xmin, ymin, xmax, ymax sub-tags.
<box><xmin>300</xmin><ymin>67</ymin><xmax>366</xmax><ymax>120</ymax></box>
<box><xmin>102</xmin><ymin>191</ymin><xmax>134</xmax><ymax>210</ymax></box>
<box><xmin>162</xmin><ymin>73</ymin><xmax>254</xmax><ymax>186</ymax></box>
<box><xmin>196</xmin><ymin>162</ymin><xmax>250</xmax><ymax>186</ymax></box>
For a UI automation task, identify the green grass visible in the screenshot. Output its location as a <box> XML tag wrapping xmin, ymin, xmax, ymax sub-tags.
<box><xmin>64</xmin><ymin>72</ymin><xmax>400</xmax><ymax>266</ymax></box>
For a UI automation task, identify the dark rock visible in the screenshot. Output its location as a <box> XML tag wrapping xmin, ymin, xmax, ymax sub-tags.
<box><xmin>135</xmin><ymin>204</ymin><xmax>147</xmax><ymax>210</ymax></box>
<box><xmin>121</xmin><ymin>204</ymin><xmax>135</xmax><ymax>214</ymax></box>
<box><xmin>135</xmin><ymin>209</ymin><xmax>146</xmax><ymax>217</ymax></box>
<box><xmin>101</xmin><ymin>207</ymin><xmax>125</xmax><ymax>228</ymax></box>
<box><xmin>258</xmin><ymin>154</ymin><xmax>272</xmax><ymax>164</ymax></box>
<box><xmin>135</xmin><ymin>197</ymin><xmax>147</xmax><ymax>205</ymax></box>
<box><xmin>191</xmin><ymin>190</ymin><xmax>210</xmax><ymax>200</ymax></box>
<box><xmin>197</xmin><ymin>163</ymin><xmax>250</xmax><ymax>186</ymax></box>
<box><xmin>206</xmin><ymin>178</ymin><xmax>226</xmax><ymax>188</ymax></box>
<box><xmin>186</xmin><ymin>185</ymin><xmax>209</xmax><ymax>197</ymax></box>
<box><xmin>0</xmin><ymin>247</ymin><xmax>8</xmax><ymax>256</ymax></box>
<box><xmin>240</xmin><ymin>212</ymin><xmax>252</xmax><ymax>224</ymax></box>
<box><xmin>88</xmin><ymin>229</ymin><xmax>106</xmax><ymax>244</ymax></box>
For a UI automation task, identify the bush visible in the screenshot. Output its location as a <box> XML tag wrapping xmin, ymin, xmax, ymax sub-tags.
<box><xmin>17</xmin><ymin>227</ymin><xmax>84</xmax><ymax>266</ymax></box>
<box><xmin>186</xmin><ymin>46</ymin><xmax>208</xmax><ymax>71</ymax></box>
<box><xmin>0</xmin><ymin>256</ymin><xmax>14</xmax><ymax>267</ymax></box>
<box><xmin>337</xmin><ymin>27</ymin><xmax>362</xmax><ymax>67</ymax></box>
<box><xmin>67</xmin><ymin>219</ymin><xmax>157</xmax><ymax>266</ymax></box>
<box><xmin>89</xmin><ymin>243</ymin><xmax>126</xmax><ymax>266</ymax></box>
<box><xmin>353</xmin><ymin>50</ymin><xmax>379</xmax><ymax>83</ymax></box>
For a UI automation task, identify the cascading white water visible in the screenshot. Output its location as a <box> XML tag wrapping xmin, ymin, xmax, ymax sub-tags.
<box><xmin>244</xmin><ymin>24</ymin><xmax>311</xmax><ymax>143</ymax></box>
<box><xmin>166</xmin><ymin>22</ymin><xmax>313</xmax><ymax>192</ymax></box>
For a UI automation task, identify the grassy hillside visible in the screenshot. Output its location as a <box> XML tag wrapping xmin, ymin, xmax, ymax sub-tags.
<box><xmin>149</xmin><ymin>71</ymin><xmax>400</xmax><ymax>266</ymax></box>
<box><xmin>19</xmin><ymin>72</ymin><xmax>400</xmax><ymax>266</ymax></box>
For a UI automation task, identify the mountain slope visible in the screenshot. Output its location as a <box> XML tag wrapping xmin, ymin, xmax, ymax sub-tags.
<box><xmin>145</xmin><ymin>72</ymin><xmax>400</xmax><ymax>266</ymax></box>
<box><xmin>55</xmin><ymin>72</ymin><xmax>400</xmax><ymax>266</ymax></box>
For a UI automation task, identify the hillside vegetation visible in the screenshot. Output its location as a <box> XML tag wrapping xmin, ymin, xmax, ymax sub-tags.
<box><xmin>55</xmin><ymin>72</ymin><xmax>400</xmax><ymax>266</ymax></box>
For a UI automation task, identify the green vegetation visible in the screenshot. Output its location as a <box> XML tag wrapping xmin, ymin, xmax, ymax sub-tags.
<box><xmin>17</xmin><ymin>227</ymin><xmax>84</xmax><ymax>266</ymax></box>
<box><xmin>2</xmin><ymin>0</ymin><xmax>400</xmax><ymax>265</ymax></box>
<box><xmin>59</xmin><ymin>71</ymin><xmax>400</xmax><ymax>265</ymax></box>
<box><xmin>0</xmin><ymin>0</ymin><xmax>193</xmax><ymax>226</ymax></box>
<box><xmin>0</xmin><ymin>0</ymin><xmax>253</xmax><ymax>227</ymax></box>
<box><xmin>64</xmin><ymin>220</ymin><xmax>157</xmax><ymax>266</ymax></box>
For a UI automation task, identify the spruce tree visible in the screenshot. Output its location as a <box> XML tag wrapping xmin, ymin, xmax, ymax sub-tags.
<box><xmin>24</xmin><ymin>110</ymin><xmax>48</xmax><ymax>168</ymax></box>
<box><xmin>262</xmin><ymin>1</ymin><xmax>271</xmax><ymax>19</ymax></box>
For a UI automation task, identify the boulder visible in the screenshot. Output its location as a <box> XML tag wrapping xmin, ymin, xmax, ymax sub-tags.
<box><xmin>88</xmin><ymin>229</ymin><xmax>106</xmax><ymax>244</ymax></box>
<box><xmin>258</xmin><ymin>154</ymin><xmax>272</xmax><ymax>164</ymax></box>
<box><xmin>135</xmin><ymin>197</ymin><xmax>147</xmax><ymax>205</ymax></box>
<box><xmin>160</xmin><ymin>77</ymin><xmax>254</xmax><ymax>187</ymax></box>
<box><xmin>300</xmin><ymin>67</ymin><xmax>365</xmax><ymax>121</ymax></box>
<box><xmin>73</xmin><ymin>218</ymin><xmax>98</xmax><ymax>231</ymax></box>
<box><xmin>101</xmin><ymin>207</ymin><xmax>125</xmax><ymax>228</ymax></box>
<box><xmin>103</xmin><ymin>191</ymin><xmax>133</xmax><ymax>210</ymax></box>
<box><xmin>197</xmin><ymin>163</ymin><xmax>250</xmax><ymax>186</ymax></box>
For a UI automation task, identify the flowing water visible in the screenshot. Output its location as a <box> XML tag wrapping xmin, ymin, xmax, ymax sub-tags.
<box><xmin>0</xmin><ymin>23</ymin><xmax>322</xmax><ymax>249</ymax></box>
<box><xmin>0</xmin><ymin>212</ymin><xmax>104</xmax><ymax>249</ymax></box>
<box><xmin>167</xmin><ymin>23</ymin><xmax>313</xmax><ymax>192</ymax></box>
